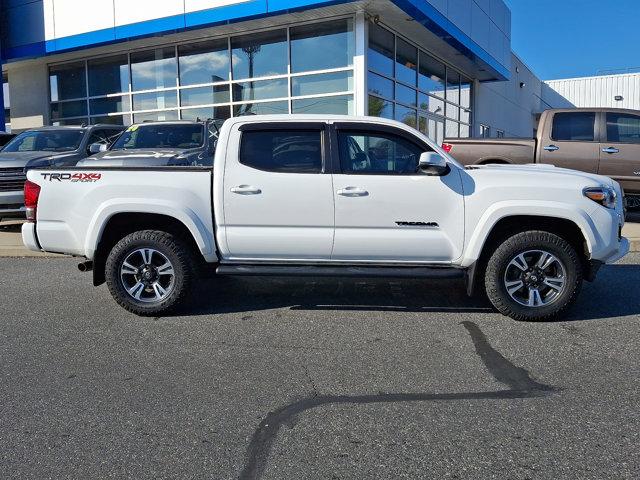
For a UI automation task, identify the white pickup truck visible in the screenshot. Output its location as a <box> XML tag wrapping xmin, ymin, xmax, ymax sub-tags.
<box><xmin>22</xmin><ymin>115</ymin><xmax>629</xmax><ymax>321</ymax></box>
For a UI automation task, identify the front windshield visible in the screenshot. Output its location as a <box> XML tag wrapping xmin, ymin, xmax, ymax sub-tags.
<box><xmin>112</xmin><ymin>124</ymin><xmax>204</xmax><ymax>150</ymax></box>
<box><xmin>2</xmin><ymin>130</ymin><xmax>84</xmax><ymax>154</ymax></box>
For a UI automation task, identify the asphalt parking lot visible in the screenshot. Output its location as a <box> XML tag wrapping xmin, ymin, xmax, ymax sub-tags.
<box><xmin>1</xmin><ymin>255</ymin><xmax>639</xmax><ymax>479</ymax></box>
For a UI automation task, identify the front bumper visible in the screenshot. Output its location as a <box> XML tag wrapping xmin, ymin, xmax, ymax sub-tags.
<box><xmin>21</xmin><ymin>222</ymin><xmax>41</xmax><ymax>252</ymax></box>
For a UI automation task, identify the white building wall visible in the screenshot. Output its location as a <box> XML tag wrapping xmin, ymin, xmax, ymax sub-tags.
<box><xmin>473</xmin><ymin>54</ymin><xmax>573</xmax><ymax>138</ymax></box>
<box><xmin>545</xmin><ymin>73</ymin><xmax>640</xmax><ymax>110</ymax></box>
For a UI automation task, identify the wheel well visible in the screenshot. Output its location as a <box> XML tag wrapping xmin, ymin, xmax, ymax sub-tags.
<box><xmin>92</xmin><ymin>213</ymin><xmax>203</xmax><ymax>286</ymax></box>
<box><xmin>473</xmin><ymin>215</ymin><xmax>591</xmax><ymax>286</ymax></box>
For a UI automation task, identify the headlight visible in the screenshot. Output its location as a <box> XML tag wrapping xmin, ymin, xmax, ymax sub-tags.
<box><xmin>583</xmin><ymin>186</ymin><xmax>617</xmax><ymax>209</ymax></box>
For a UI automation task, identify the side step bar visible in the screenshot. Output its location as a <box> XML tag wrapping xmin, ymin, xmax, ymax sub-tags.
<box><xmin>216</xmin><ymin>264</ymin><xmax>465</xmax><ymax>279</ymax></box>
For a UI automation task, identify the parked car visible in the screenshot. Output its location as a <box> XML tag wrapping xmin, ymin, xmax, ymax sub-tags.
<box><xmin>0</xmin><ymin>125</ymin><xmax>124</xmax><ymax>219</ymax></box>
<box><xmin>76</xmin><ymin>120</ymin><xmax>217</xmax><ymax>167</ymax></box>
<box><xmin>0</xmin><ymin>132</ymin><xmax>16</xmax><ymax>148</ymax></box>
<box><xmin>22</xmin><ymin>115</ymin><xmax>628</xmax><ymax>321</ymax></box>
<box><xmin>443</xmin><ymin>108</ymin><xmax>640</xmax><ymax>207</ymax></box>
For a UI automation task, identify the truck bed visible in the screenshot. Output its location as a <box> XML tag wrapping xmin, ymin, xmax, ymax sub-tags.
<box><xmin>27</xmin><ymin>166</ymin><xmax>216</xmax><ymax>260</ymax></box>
<box><xmin>444</xmin><ymin>137</ymin><xmax>536</xmax><ymax>166</ymax></box>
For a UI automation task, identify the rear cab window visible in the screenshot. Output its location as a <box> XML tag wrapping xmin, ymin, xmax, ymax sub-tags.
<box><xmin>239</xmin><ymin>126</ymin><xmax>324</xmax><ymax>173</ymax></box>
<box><xmin>606</xmin><ymin>112</ymin><xmax>640</xmax><ymax>144</ymax></box>
<box><xmin>551</xmin><ymin>112</ymin><xmax>596</xmax><ymax>142</ymax></box>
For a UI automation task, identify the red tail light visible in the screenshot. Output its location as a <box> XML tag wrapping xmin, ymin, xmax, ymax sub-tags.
<box><xmin>442</xmin><ymin>143</ymin><xmax>453</xmax><ymax>153</ymax></box>
<box><xmin>24</xmin><ymin>180</ymin><xmax>41</xmax><ymax>222</ymax></box>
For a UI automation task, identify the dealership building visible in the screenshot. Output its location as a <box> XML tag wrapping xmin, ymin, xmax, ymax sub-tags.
<box><xmin>0</xmin><ymin>0</ymin><xmax>572</xmax><ymax>141</ymax></box>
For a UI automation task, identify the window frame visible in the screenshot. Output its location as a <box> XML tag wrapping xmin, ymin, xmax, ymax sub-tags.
<box><xmin>605</xmin><ymin>112</ymin><xmax>640</xmax><ymax>145</ymax></box>
<box><xmin>550</xmin><ymin>111</ymin><xmax>598</xmax><ymax>143</ymax></box>
<box><xmin>330</xmin><ymin>122</ymin><xmax>433</xmax><ymax>176</ymax></box>
<box><xmin>238</xmin><ymin>122</ymin><xmax>329</xmax><ymax>174</ymax></box>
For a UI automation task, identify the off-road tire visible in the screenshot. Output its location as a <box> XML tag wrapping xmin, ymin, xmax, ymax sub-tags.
<box><xmin>485</xmin><ymin>230</ymin><xmax>583</xmax><ymax>321</ymax></box>
<box><xmin>105</xmin><ymin>230</ymin><xmax>196</xmax><ymax>316</ymax></box>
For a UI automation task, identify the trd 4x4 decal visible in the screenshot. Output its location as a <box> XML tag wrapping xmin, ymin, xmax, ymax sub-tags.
<box><xmin>41</xmin><ymin>173</ymin><xmax>102</xmax><ymax>183</ymax></box>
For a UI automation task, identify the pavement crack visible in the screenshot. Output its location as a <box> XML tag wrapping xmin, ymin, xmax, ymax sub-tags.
<box><xmin>461</xmin><ymin>321</ymin><xmax>555</xmax><ymax>392</ymax></box>
<box><xmin>238</xmin><ymin>322</ymin><xmax>557</xmax><ymax>480</ymax></box>
<box><xmin>302</xmin><ymin>364</ymin><xmax>319</xmax><ymax>398</ymax></box>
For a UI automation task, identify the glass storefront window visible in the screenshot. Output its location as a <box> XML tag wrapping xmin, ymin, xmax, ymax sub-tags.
<box><xmin>133</xmin><ymin>91</ymin><xmax>178</xmax><ymax>111</ymax></box>
<box><xmin>233</xmin><ymin>101</ymin><xmax>289</xmax><ymax>116</ymax></box>
<box><xmin>134</xmin><ymin>110</ymin><xmax>179</xmax><ymax>123</ymax></box>
<box><xmin>292</xmin><ymin>71</ymin><xmax>352</xmax><ymax>97</ymax></box>
<box><xmin>50</xmin><ymin>100</ymin><xmax>87</xmax><ymax>120</ymax></box>
<box><xmin>368</xmin><ymin>23</ymin><xmax>394</xmax><ymax>77</ymax></box>
<box><xmin>395</xmin><ymin>83</ymin><xmax>416</xmax><ymax>107</ymax></box>
<box><xmin>181</xmin><ymin>106</ymin><xmax>231</xmax><ymax>121</ymax></box>
<box><xmin>179</xmin><ymin>40</ymin><xmax>230</xmax><ymax>86</ymax></box>
<box><xmin>181</xmin><ymin>85</ymin><xmax>230</xmax><ymax>107</ymax></box>
<box><xmin>396</xmin><ymin>38</ymin><xmax>417</xmax><ymax>86</ymax></box>
<box><xmin>231</xmin><ymin>30</ymin><xmax>287</xmax><ymax>80</ymax></box>
<box><xmin>50</xmin><ymin>62</ymin><xmax>86</xmax><ymax>101</ymax></box>
<box><xmin>290</xmin><ymin>19</ymin><xmax>354</xmax><ymax>73</ymax></box>
<box><xmin>445</xmin><ymin>119</ymin><xmax>459</xmax><ymax>138</ymax></box>
<box><xmin>232</xmin><ymin>78</ymin><xmax>288</xmax><ymax>102</ymax></box>
<box><xmin>131</xmin><ymin>47</ymin><xmax>177</xmax><ymax>92</ymax></box>
<box><xmin>292</xmin><ymin>95</ymin><xmax>353</xmax><ymax>115</ymax></box>
<box><xmin>368</xmin><ymin>96</ymin><xmax>393</xmax><ymax>119</ymax></box>
<box><xmin>48</xmin><ymin>19</ymin><xmax>355</xmax><ymax>126</ymax></box>
<box><xmin>368</xmin><ymin>72</ymin><xmax>393</xmax><ymax>99</ymax></box>
<box><xmin>395</xmin><ymin>105</ymin><xmax>417</xmax><ymax>129</ymax></box>
<box><xmin>460</xmin><ymin>76</ymin><xmax>472</xmax><ymax>109</ymax></box>
<box><xmin>88</xmin><ymin>55</ymin><xmax>129</xmax><ymax>96</ymax></box>
<box><xmin>446</xmin><ymin>70</ymin><xmax>460</xmax><ymax>105</ymax></box>
<box><xmin>418</xmin><ymin>52</ymin><xmax>446</xmax><ymax>98</ymax></box>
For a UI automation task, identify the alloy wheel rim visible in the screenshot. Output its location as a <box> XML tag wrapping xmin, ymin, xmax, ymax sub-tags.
<box><xmin>503</xmin><ymin>249</ymin><xmax>567</xmax><ymax>308</ymax></box>
<box><xmin>120</xmin><ymin>248</ymin><xmax>175</xmax><ymax>303</ymax></box>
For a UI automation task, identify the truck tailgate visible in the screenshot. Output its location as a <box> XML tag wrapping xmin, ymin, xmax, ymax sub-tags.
<box><xmin>28</xmin><ymin>167</ymin><xmax>213</xmax><ymax>258</ymax></box>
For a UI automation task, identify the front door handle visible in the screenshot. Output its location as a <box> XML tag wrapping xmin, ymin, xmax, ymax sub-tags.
<box><xmin>602</xmin><ymin>147</ymin><xmax>620</xmax><ymax>154</ymax></box>
<box><xmin>337</xmin><ymin>187</ymin><xmax>369</xmax><ymax>197</ymax></box>
<box><xmin>231</xmin><ymin>185</ymin><xmax>262</xmax><ymax>195</ymax></box>
<box><xmin>544</xmin><ymin>145</ymin><xmax>560</xmax><ymax>152</ymax></box>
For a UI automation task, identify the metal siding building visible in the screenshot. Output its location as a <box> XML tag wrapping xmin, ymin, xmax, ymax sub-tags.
<box><xmin>545</xmin><ymin>73</ymin><xmax>640</xmax><ymax>110</ymax></box>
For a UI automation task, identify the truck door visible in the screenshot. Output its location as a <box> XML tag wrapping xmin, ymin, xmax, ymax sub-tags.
<box><xmin>222</xmin><ymin>122</ymin><xmax>335</xmax><ymax>260</ymax></box>
<box><xmin>330</xmin><ymin>123</ymin><xmax>465</xmax><ymax>263</ymax></box>
<box><xmin>538</xmin><ymin>111</ymin><xmax>600</xmax><ymax>172</ymax></box>
<box><xmin>598</xmin><ymin>111</ymin><xmax>640</xmax><ymax>194</ymax></box>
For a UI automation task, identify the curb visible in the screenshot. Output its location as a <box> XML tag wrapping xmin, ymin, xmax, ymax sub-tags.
<box><xmin>0</xmin><ymin>247</ymin><xmax>66</xmax><ymax>258</ymax></box>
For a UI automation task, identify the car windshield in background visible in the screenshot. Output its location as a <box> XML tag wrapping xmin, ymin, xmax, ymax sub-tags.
<box><xmin>112</xmin><ymin>124</ymin><xmax>204</xmax><ymax>150</ymax></box>
<box><xmin>2</xmin><ymin>130</ymin><xmax>84</xmax><ymax>154</ymax></box>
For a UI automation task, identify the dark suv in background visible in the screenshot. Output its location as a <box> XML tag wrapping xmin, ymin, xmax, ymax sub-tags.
<box><xmin>76</xmin><ymin>120</ymin><xmax>217</xmax><ymax>167</ymax></box>
<box><xmin>0</xmin><ymin>124</ymin><xmax>124</xmax><ymax>219</ymax></box>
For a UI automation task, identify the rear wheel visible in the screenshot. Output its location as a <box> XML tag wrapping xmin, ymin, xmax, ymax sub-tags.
<box><xmin>105</xmin><ymin>230</ymin><xmax>196</xmax><ymax>316</ymax></box>
<box><xmin>485</xmin><ymin>231</ymin><xmax>582</xmax><ymax>321</ymax></box>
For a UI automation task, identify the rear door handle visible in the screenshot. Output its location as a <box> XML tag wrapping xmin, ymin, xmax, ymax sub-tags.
<box><xmin>337</xmin><ymin>187</ymin><xmax>369</xmax><ymax>197</ymax></box>
<box><xmin>543</xmin><ymin>145</ymin><xmax>560</xmax><ymax>152</ymax></box>
<box><xmin>231</xmin><ymin>185</ymin><xmax>262</xmax><ymax>195</ymax></box>
<box><xmin>602</xmin><ymin>147</ymin><xmax>620</xmax><ymax>154</ymax></box>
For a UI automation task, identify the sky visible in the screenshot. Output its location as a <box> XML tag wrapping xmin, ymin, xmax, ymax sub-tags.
<box><xmin>503</xmin><ymin>0</ymin><xmax>640</xmax><ymax>80</ymax></box>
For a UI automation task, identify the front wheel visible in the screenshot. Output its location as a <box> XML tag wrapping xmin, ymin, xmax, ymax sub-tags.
<box><xmin>105</xmin><ymin>230</ymin><xmax>196</xmax><ymax>316</ymax></box>
<box><xmin>484</xmin><ymin>231</ymin><xmax>583</xmax><ymax>321</ymax></box>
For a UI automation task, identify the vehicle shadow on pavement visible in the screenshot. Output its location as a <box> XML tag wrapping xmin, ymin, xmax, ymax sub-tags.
<box><xmin>0</xmin><ymin>221</ymin><xmax>22</xmax><ymax>233</ymax></box>
<box><xmin>184</xmin><ymin>276</ymin><xmax>495</xmax><ymax>317</ymax></box>
<box><xmin>181</xmin><ymin>262</ymin><xmax>640</xmax><ymax>321</ymax></box>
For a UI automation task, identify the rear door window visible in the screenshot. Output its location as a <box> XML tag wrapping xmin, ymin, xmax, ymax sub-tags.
<box><xmin>240</xmin><ymin>130</ymin><xmax>323</xmax><ymax>173</ymax></box>
<box><xmin>551</xmin><ymin>112</ymin><xmax>596</xmax><ymax>142</ymax></box>
<box><xmin>606</xmin><ymin>113</ymin><xmax>640</xmax><ymax>144</ymax></box>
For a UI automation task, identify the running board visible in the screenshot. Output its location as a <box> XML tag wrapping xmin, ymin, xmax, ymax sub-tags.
<box><xmin>216</xmin><ymin>264</ymin><xmax>464</xmax><ymax>279</ymax></box>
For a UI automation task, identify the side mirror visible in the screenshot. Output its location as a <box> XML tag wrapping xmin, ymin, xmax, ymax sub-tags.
<box><xmin>418</xmin><ymin>152</ymin><xmax>449</xmax><ymax>176</ymax></box>
<box><xmin>89</xmin><ymin>142</ymin><xmax>108</xmax><ymax>155</ymax></box>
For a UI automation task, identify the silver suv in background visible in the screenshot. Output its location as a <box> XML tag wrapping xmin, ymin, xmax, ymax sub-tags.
<box><xmin>0</xmin><ymin>125</ymin><xmax>124</xmax><ymax>219</ymax></box>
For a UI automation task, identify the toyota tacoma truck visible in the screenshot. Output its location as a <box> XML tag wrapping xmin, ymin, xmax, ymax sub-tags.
<box><xmin>443</xmin><ymin>108</ymin><xmax>640</xmax><ymax>208</ymax></box>
<box><xmin>22</xmin><ymin>115</ymin><xmax>629</xmax><ymax>321</ymax></box>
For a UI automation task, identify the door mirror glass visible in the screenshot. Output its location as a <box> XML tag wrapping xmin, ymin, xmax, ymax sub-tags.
<box><xmin>418</xmin><ymin>152</ymin><xmax>448</xmax><ymax>175</ymax></box>
<box><xmin>89</xmin><ymin>142</ymin><xmax>108</xmax><ymax>154</ymax></box>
